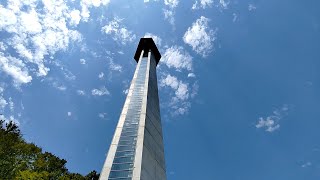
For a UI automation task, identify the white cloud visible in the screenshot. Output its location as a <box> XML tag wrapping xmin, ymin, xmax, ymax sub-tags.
<box><xmin>98</xmin><ymin>72</ymin><xmax>104</xmax><ymax>79</ymax></box>
<box><xmin>192</xmin><ymin>0</ymin><xmax>228</xmax><ymax>9</ymax></box>
<box><xmin>0</xmin><ymin>0</ymin><xmax>83</xmax><ymax>85</ymax></box>
<box><xmin>80</xmin><ymin>0</ymin><xmax>110</xmax><ymax>21</ymax></box>
<box><xmin>0</xmin><ymin>6</ymin><xmax>17</xmax><ymax>28</ymax></box>
<box><xmin>248</xmin><ymin>4</ymin><xmax>257</xmax><ymax>11</ymax></box>
<box><xmin>123</xmin><ymin>88</ymin><xmax>129</xmax><ymax>95</ymax></box>
<box><xmin>0</xmin><ymin>42</ymin><xmax>6</xmax><ymax>51</ymax></box>
<box><xmin>161</xmin><ymin>74</ymin><xmax>189</xmax><ymax>100</ymax></box>
<box><xmin>188</xmin><ymin>73</ymin><xmax>196</xmax><ymax>78</ymax></box>
<box><xmin>0</xmin><ymin>87</ymin><xmax>7</xmax><ymax>110</ymax></box>
<box><xmin>163</xmin><ymin>9</ymin><xmax>175</xmax><ymax>26</ymax></box>
<box><xmin>69</xmin><ymin>10</ymin><xmax>81</xmax><ymax>26</ymax></box>
<box><xmin>20</xmin><ymin>101</ymin><xmax>25</xmax><ymax>110</ymax></box>
<box><xmin>98</xmin><ymin>112</ymin><xmax>107</xmax><ymax>119</ymax></box>
<box><xmin>160</xmin><ymin>74</ymin><xmax>192</xmax><ymax>115</ymax></box>
<box><xmin>0</xmin><ymin>53</ymin><xmax>32</xmax><ymax>84</ymax></box>
<box><xmin>51</xmin><ymin>80</ymin><xmax>67</xmax><ymax>91</ymax></box>
<box><xmin>163</xmin><ymin>0</ymin><xmax>179</xmax><ymax>26</ymax></box>
<box><xmin>183</xmin><ymin>16</ymin><xmax>216</xmax><ymax>57</ymax></box>
<box><xmin>57</xmin><ymin>86</ymin><xmax>67</xmax><ymax>91</ymax></box>
<box><xmin>144</xmin><ymin>33</ymin><xmax>162</xmax><ymax>47</ymax></box>
<box><xmin>80</xmin><ymin>58</ymin><xmax>86</xmax><ymax>65</ymax></box>
<box><xmin>67</xmin><ymin>111</ymin><xmax>72</xmax><ymax>116</ymax></box>
<box><xmin>256</xmin><ymin>117</ymin><xmax>280</xmax><ymax>132</ymax></box>
<box><xmin>51</xmin><ymin>60</ymin><xmax>76</xmax><ymax>81</ymax></box>
<box><xmin>161</xmin><ymin>75</ymin><xmax>179</xmax><ymax>89</ymax></box>
<box><xmin>219</xmin><ymin>0</ymin><xmax>229</xmax><ymax>8</ymax></box>
<box><xmin>175</xmin><ymin>83</ymin><xmax>189</xmax><ymax>100</ymax></box>
<box><xmin>191</xmin><ymin>82</ymin><xmax>199</xmax><ymax>98</ymax></box>
<box><xmin>256</xmin><ymin>104</ymin><xmax>290</xmax><ymax>132</ymax></box>
<box><xmin>8</xmin><ymin>97</ymin><xmax>14</xmax><ymax>112</ymax></box>
<box><xmin>192</xmin><ymin>0</ymin><xmax>213</xmax><ymax>9</ymax></box>
<box><xmin>63</xmin><ymin>69</ymin><xmax>76</xmax><ymax>81</ymax></box>
<box><xmin>301</xmin><ymin>162</ymin><xmax>312</xmax><ymax>168</ymax></box>
<box><xmin>233</xmin><ymin>13</ymin><xmax>238</xmax><ymax>22</ymax></box>
<box><xmin>164</xmin><ymin>0</ymin><xmax>179</xmax><ymax>8</ymax></box>
<box><xmin>92</xmin><ymin>86</ymin><xmax>110</xmax><ymax>96</ymax></box>
<box><xmin>102</xmin><ymin>17</ymin><xmax>136</xmax><ymax>45</ymax></box>
<box><xmin>162</xmin><ymin>46</ymin><xmax>193</xmax><ymax>71</ymax></box>
<box><xmin>0</xmin><ymin>98</ymin><xmax>7</xmax><ymax>110</ymax></box>
<box><xmin>20</xmin><ymin>9</ymin><xmax>42</xmax><ymax>34</ymax></box>
<box><xmin>77</xmin><ymin>90</ymin><xmax>86</xmax><ymax>96</ymax></box>
<box><xmin>144</xmin><ymin>0</ymin><xmax>159</xmax><ymax>2</ymax></box>
<box><xmin>109</xmin><ymin>59</ymin><xmax>122</xmax><ymax>72</ymax></box>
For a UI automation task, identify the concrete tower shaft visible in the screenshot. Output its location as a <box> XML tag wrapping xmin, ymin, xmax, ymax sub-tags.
<box><xmin>99</xmin><ymin>38</ymin><xmax>166</xmax><ymax>180</ymax></box>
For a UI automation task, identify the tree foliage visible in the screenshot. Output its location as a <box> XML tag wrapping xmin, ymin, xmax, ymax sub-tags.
<box><xmin>0</xmin><ymin>120</ymin><xmax>99</xmax><ymax>180</ymax></box>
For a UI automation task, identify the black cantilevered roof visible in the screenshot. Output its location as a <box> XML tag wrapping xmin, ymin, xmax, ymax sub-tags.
<box><xmin>134</xmin><ymin>38</ymin><xmax>161</xmax><ymax>65</ymax></box>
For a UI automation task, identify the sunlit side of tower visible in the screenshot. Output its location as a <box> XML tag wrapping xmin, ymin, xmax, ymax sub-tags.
<box><xmin>99</xmin><ymin>38</ymin><xmax>166</xmax><ymax>180</ymax></box>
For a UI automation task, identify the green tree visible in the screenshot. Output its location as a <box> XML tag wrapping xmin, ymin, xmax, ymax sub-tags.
<box><xmin>16</xmin><ymin>170</ymin><xmax>50</xmax><ymax>179</ymax></box>
<box><xmin>0</xmin><ymin>119</ymin><xmax>99</xmax><ymax>179</ymax></box>
<box><xmin>85</xmin><ymin>170</ymin><xmax>100</xmax><ymax>180</ymax></box>
<box><xmin>0</xmin><ymin>120</ymin><xmax>22</xmax><ymax>178</ymax></box>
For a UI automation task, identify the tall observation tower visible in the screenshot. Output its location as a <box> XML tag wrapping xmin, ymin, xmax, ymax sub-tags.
<box><xmin>99</xmin><ymin>38</ymin><xmax>166</xmax><ymax>180</ymax></box>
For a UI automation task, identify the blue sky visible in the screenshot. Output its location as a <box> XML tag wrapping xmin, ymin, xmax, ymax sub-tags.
<box><xmin>1</xmin><ymin>0</ymin><xmax>320</xmax><ymax>179</ymax></box>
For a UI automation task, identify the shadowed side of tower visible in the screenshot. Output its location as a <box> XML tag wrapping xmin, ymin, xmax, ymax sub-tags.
<box><xmin>99</xmin><ymin>38</ymin><xmax>166</xmax><ymax>180</ymax></box>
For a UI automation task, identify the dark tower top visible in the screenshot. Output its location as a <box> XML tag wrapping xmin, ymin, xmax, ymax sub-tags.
<box><xmin>134</xmin><ymin>38</ymin><xmax>161</xmax><ymax>65</ymax></box>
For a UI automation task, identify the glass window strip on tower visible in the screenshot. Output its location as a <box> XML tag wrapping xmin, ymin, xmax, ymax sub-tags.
<box><xmin>108</xmin><ymin>57</ymin><xmax>148</xmax><ymax>179</ymax></box>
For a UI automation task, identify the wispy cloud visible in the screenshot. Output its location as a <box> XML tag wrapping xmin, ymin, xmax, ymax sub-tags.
<box><xmin>161</xmin><ymin>74</ymin><xmax>189</xmax><ymax>100</ymax></box>
<box><xmin>98</xmin><ymin>72</ymin><xmax>104</xmax><ymax>79</ymax></box>
<box><xmin>301</xmin><ymin>162</ymin><xmax>312</xmax><ymax>168</ymax></box>
<box><xmin>77</xmin><ymin>90</ymin><xmax>86</xmax><ymax>96</ymax></box>
<box><xmin>163</xmin><ymin>0</ymin><xmax>179</xmax><ymax>26</ymax></box>
<box><xmin>98</xmin><ymin>112</ymin><xmax>107</xmax><ymax>119</ymax></box>
<box><xmin>91</xmin><ymin>86</ymin><xmax>110</xmax><ymax>96</ymax></box>
<box><xmin>0</xmin><ymin>0</ymin><xmax>83</xmax><ymax>86</ymax></box>
<box><xmin>192</xmin><ymin>0</ymin><xmax>213</xmax><ymax>9</ymax></box>
<box><xmin>50</xmin><ymin>80</ymin><xmax>67</xmax><ymax>91</ymax></box>
<box><xmin>0</xmin><ymin>98</ymin><xmax>7</xmax><ymax>110</ymax></box>
<box><xmin>0</xmin><ymin>54</ymin><xmax>32</xmax><ymax>84</ymax></box>
<box><xmin>80</xmin><ymin>0</ymin><xmax>110</xmax><ymax>22</ymax></box>
<box><xmin>162</xmin><ymin>46</ymin><xmax>193</xmax><ymax>71</ymax></box>
<box><xmin>102</xmin><ymin>17</ymin><xmax>136</xmax><ymax>45</ymax></box>
<box><xmin>8</xmin><ymin>97</ymin><xmax>14</xmax><ymax>112</ymax></box>
<box><xmin>160</xmin><ymin>74</ymin><xmax>192</xmax><ymax>115</ymax></box>
<box><xmin>219</xmin><ymin>0</ymin><xmax>229</xmax><ymax>8</ymax></box>
<box><xmin>233</xmin><ymin>13</ymin><xmax>238</xmax><ymax>22</ymax></box>
<box><xmin>183</xmin><ymin>16</ymin><xmax>216</xmax><ymax>57</ymax></box>
<box><xmin>256</xmin><ymin>104</ymin><xmax>290</xmax><ymax>132</ymax></box>
<box><xmin>109</xmin><ymin>59</ymin><xmax>122</xmax><ymax>72</ymax></box>
<box><xmin>192</xmin><ymin>0</ymin><xmax>228</xmax><ymax>10</ymax></box>
<box><xmin>0</xmin><ymin>87</ymin><xmax>7</xmax><ymax>110</ymax></box>
<box><xmin>248</xmin><ymin>4</ymin><xmax>257</xmax><ymax>11</ymax></box>
<box><xmin>80</xmin><ymin>58</ymin><xmax>86</xmax><ymax>65</ymax></box>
